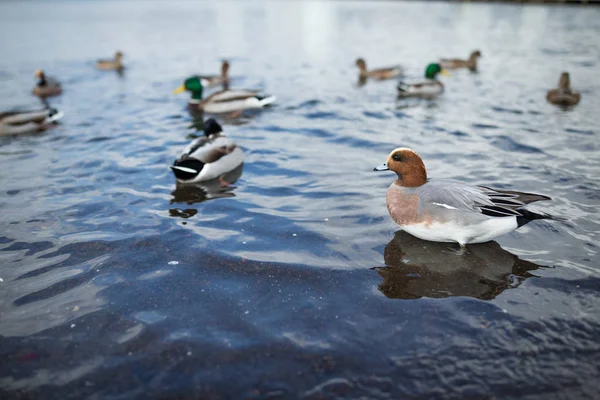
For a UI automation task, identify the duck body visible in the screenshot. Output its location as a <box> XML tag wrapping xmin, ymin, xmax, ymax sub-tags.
<box><xmin>547</xmin><ymin>72</ymin><xmax>580</xmax><ymax>107</ymax></box>
<box><xmin>355</xmin><ymin>58</ymin><xmax>403</xmax><ymax>81</ymax></box>
<box><xmin>96</xmin><ymin>51</ymin><xmax>124</xmax><ymax>70</ymax></box>
<box><xmin>397</xmin><ymin>63</ymin><xmax>447</xmax><ymax>99</ymax></box>
<box><xmin>170</xmin><ymin>119</ymin><xmax>244</xmax><ymax>183</ymax></box>
<box><xmin>0</xmin><ymin>108</ymin><xmax>63</xmax><ymax>136</ymax></box>
<box><xmin>375</xmin><ymin>148</ymin><xmax>561</xmax><ymax>246</ymax></box>
<box><xmin>32</xmin><ymin>70</ymin><xmax>62</xmax><ymax>97</ymax></box>
<box><xmin>440</xmin><ymin>50</ymin><xmax>481</xmax><ymax>72</ymax></box>
<box><xmin>174</xmin><ymin>76</ymin><xmax>275</xmax><ymax>114</ymax></box>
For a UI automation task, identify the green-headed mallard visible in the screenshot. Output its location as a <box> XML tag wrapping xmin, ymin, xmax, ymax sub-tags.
<box><xmin>397</xmin><ymin>63</ymin><xmax>449</xmax><ymax>99</ymax></box>
<box><xmin>170</xmin><ymin>118</ymin><xmax>244</xmax><ymax>183</ymax></box>
<box><xmin>440</xmin><ymin>50</ymin><xmax>481</xmax><ymax>72</ymax></box>
<box><xmin>196</xmin><ymin>60</ymin><xmax>230</xmax><ymax>88</ymax></box>
<box><xmin>173</xmin><ymin>76</ymin><xmax>276</xmax><ymax>114</ymax></box>
<box><xmin>0</xmin><ymin>108</ymin><xmax>63</xmax><ymax>136</ymax></box>
<box><xmin>32</xmin><ymin>70</ymin><xmax>62</xmax><ymax>97</ymax></box>
<box><xmin>355</xmin><ymin>58</ymin><xmax>403</xmax><ymax>81</ymax></box>
<box><xmin>96</xmin><ymin>51</ymin><xmax>124</xmax><ymax>70</ymax></box>
<box><xmin>546</xmin><ymin>72</ymin><xmax>580</xmax><ymax>107</ymax></box>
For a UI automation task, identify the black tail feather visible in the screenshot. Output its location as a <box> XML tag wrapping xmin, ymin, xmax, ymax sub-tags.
<box><xmin>517</xmin><ymin>209</ymin><xmax>565</xmax><ymax>227</ymax></box>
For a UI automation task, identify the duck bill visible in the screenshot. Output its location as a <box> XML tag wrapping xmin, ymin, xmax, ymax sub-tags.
<box><xmin>173</xmin><ymin>85</ymin><xmax>186</xmax><ymax>94</ymax></box>
<box><xmin>374</xmin><ymin>163</ymin><xmax>389</xmax><ymax>171</ymax></box>
<box><xmin>440</xmin><ymin>68</ymin><xmax>450</xmax><ymax>77</ymax></box>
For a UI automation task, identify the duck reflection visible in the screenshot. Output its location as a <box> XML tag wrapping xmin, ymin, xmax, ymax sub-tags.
<box><xmin>170</xmin><ymin>164</ymin><xmax>243</xmax><ymax>208</ymax></box>
<box><xmin>373</xmin><ymin>231</ymin><xmax>543</xmax><ymax>300</ymax></box>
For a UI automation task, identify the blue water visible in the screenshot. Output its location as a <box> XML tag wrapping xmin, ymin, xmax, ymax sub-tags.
<box><xmin>1</xmin><ymin>1</ymin><xmax>599</xmax><ymax>399</ymax></box>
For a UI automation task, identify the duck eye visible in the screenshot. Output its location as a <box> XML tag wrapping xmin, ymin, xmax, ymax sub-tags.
<box><xmin>392</xmin><ymin>154</ymin><xmax>403</xmax><ymax>162</ymax></box>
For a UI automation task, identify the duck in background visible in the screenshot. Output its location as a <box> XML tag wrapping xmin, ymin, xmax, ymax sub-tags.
<box><xmin>440</xmin><ymin>50</ymin><xmax>481</xmax><ymax>72</ymax></box>
<box><xmin>374</xmin><ymin>148</ymin><xmax>563</xmax><ymax>248</ymax></box>
<box><xmin>397</xmin><ymin>63</ymin><xmax>449</xmax><ymax>99</ymax></box>
<box><xmin>96</xmin><ymin>51</ymin><xmax>124</xmax><ymax>71</ymax></box>
<box><xmin>170</xmin><ymin>118</ymin><xmax>244</xmax><ymax>184</ymax></box>
<box><xmin>32</xmin><ymin>70</ymin><xmax>62</xmax><ymax>97</ymax></box>
<box><xmin>355</xmin><ymin>58</ymin><xmax>403</xmax><ymax>85</ymax></box>
<box><xmin>546</xmin><ymin>72</ymin><xmax>581</xmax><ymax>107</ymax></box>
<box><xmin>0</xmin><ymin>108</ymin><xmax>63</xmax><ymax>136</ymax></box>
<box><xmin>173</xmin><ymin>76</ymin><xmax>276</xmax><ymax>114</ymax></box>
<box><xmin>196</xmin><ymin>60</ymin><xmax>230</xmax><ymax>88</ymax></box>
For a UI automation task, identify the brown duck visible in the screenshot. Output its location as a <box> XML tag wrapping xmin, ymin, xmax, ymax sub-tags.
<box><xmin>32</xmin><ymin>70</ymin><xmax>62</xmax><ymax>97</ymax></box>
<box><xmin>355</xmin><ymin>58</ymin><xmax>403</xmax><ymax>81</ymax></box>
<box><xmin>440</xmin><ymin>50</ymin><xmax>481</xmax><ymax>72</ymax></box>
<box><xmin>546</xmin><ymin>72</ymin><xmax>580</xmax><ymax>107</ymax></box>
<box><xmin>96</xmin><ymin>51</ymin><xmax>124</xmax><ymax>70</ymax></box>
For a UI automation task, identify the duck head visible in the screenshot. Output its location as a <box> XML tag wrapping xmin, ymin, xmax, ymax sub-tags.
<box><xmin>115</xmin><ymin>51</ymin><xmax>123</xmax><ymax>61</ymax></box>
<box><xmin>374</xmin><ymin>148</ymin><xmax>427</xmax><ymax>187</ymax></box>
<box><xmin>34</xmin><ymin>69</ymin><xmax>46</xmax><ymax>85</ymax></box>
<box><xmin>470</xmin><ymin>50</ymin><xmax>482</xmax><ymax>60</ymax></box>
<box><xmin>203</xmin><ymin>118</ymin><xmax>223</xmax><ymax>137</ymax></box>
<box><xmin>558</xmin><ymin>72</ymin><xmax>571</xmax><ymax>90</ymax></box>
<box><xmin>221</xmin><ymin>60</ymin><xmax>230</xmax><ymax>76</ymax></box>
<box><xmin>355</xmin><ymin>58</ymin><xmax>367</xmax><ymax>73</ymax></box>
<box><xmin>424</xmin><ymin>63</ymin><xmax>449</xmax><ymax>79</ymax></box>
<box><xmin>173</xmin><ymin>76</ymin><xmax>204</xmax><ymax>100</ymax></box>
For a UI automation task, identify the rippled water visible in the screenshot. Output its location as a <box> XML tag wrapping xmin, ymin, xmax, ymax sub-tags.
<box><xmin>1</xmin><ymin>1</ymin><xmax>600</xmax><ymax>398</ymax></box>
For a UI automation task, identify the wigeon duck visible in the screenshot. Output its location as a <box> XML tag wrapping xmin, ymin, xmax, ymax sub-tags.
<box><xmin>374</xmin><ymin>148</ymin><xmax>562</xmax><ymax>247</ymax></box>
<box><xmin>355</xmin><ymin>58</ymin><xmax>403</xmax><ymax>82</ymax></box>
<box><xmin>397</xmin><ymin>63</ymin><xmax>449</xmax><ymax>99</ymax></box>
<box><xmin>32</xmin><ymin>69</ymin><xmax>62</xmax><ymax>97</ymax></box>
<box><xmin>170</xmin><ymin>118</ymin><xmax>243</xmax><ymax>184</ymax></box>
<box><xmin>440</xmin><ymin>50</ymin><xmax>482</xmax><ymax>72</ymax></box>
<box><xmin>546</xmin><ymin>72</ymin><xmax>580</xmax><ymax>107</ymax></box>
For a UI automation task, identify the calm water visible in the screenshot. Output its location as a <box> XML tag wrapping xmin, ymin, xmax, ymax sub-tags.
<box><xmin>1</xmin><ymin>1</ymin><xmax>600</xmax><ymax>398</ymax></box>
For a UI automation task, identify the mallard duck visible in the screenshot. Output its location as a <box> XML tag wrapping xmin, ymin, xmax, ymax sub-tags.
<box><xmin>96</xmin><ymin>51</ymin><xmax>124</xmax><ymax>70</ymax></box>
<box><xmin>440</xmin><ymin>50</ymin><xmax>481</xmax><ymax>72</ymax></box>
<box><xmin>32</xmin><ymin>70</ymin><xmax>62</xmax><ymax>97</ymax></box>
<box><xmin>173</xmin><ymin>76</ymin><xmax>276</xmax><ymax>114</ymax></box>
<box><xmin>0</xmin><ymin>108</ymin><xmax>63</xmax><ymax>136</ymax></box>
<box><xmin>196</xmin><ymin>60</ymin><xmax>230</xmax><ymax>88</ymax></box>
<box><xmin>546</xmin><ymin>72</ymin><xmax>580</xmax><ymax>107</ymax></box>
<box><xmin>355</xmin><ymin>58</ymin><xmax>403</xmax><ymax>81</ymax></box>
<box><xmin>397</xmin><ymin>63</ymin><xmax>449</xmax><ymax>99</ymax></box>
<box><xmin>170</xmin><ymin>118</ymin><xmax>244</xmax><ymax>183</ymax></box>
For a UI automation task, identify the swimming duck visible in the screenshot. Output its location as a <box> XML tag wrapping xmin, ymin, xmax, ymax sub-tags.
<box><xmin>546</xmin><ymin>72</ymin><xmax>580</xmax><ymax>107</ymax></box>
<box><xmin>397</xmin><ymin>63</ymin><xmax>448</xmax><ymax>99</ymax></box>
<box><xmin>355</xmin><ymin>58</ymin><xmax>403</xmax><ymax>81</ymax></box>
<box><xmin>170</xmin><ymin>118</ymin><xmax>244</xmax><ymax>184</ymax></box>
<box><xmin>173</xmin><ymin>76</ymin><xmax>276</xmax><ymax>114</ymax></box>
<box><xmin>196</xmin><ymin>60</ymin><xmax>230</xmax><ymax>88</ymax></box>
<box><xmin>440</xmin><ymin>50</ymin><xmax>481</xmax><ymax>72</ymax></box>
<box><xmin>0</xmin><ymin>108</ymin><xmax>63</xmax><ymax>136</ymax></box>
<box><xmin>374</xmin><ymin>148</ymin><xmax>562</xmax><ymax>247</ymax></box>
<box><xmin>32</xmin><ymin>70</ymin><xmax>62</xmax><ymax>97</ymax></box>
<box><xmin>96</xmin><ymin>51</ymin><xmax>124</xmax><ymax>70</ymax></box>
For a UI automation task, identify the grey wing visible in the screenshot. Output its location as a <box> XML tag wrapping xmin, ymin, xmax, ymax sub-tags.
<box><xmin>419</xmin><ymin>180</ymin><xmax>530</xmax><ymax>217</ymax></box>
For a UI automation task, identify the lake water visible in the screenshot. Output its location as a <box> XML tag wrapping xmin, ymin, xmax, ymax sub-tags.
<box><xmin>1</xmin><ymin>1</ymin><xmax>599</xmax><ymax>399</ymax></box>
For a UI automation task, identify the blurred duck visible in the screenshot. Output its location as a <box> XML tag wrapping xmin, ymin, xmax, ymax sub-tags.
<box><xmin>196</xmin><ymin>60</ymin><xmax>230</xmax><ymax>88</ymax></box>
<box><xmin>546</xmin><ymin>72</ymin><xmax>580</xmax><ymax>107</ymax></box>
<box><xmin>355</xmin><ymin>58</ymin><xmax>403</xmax><ymax>81</ymax></box>
<box><xmin>170</xmin><ymin>118</ymin><xmax>244</xmax><ymax>184</ymax></box>
<box><xmin>374</xmin><ymin>148</ymin><xmax>562</xmax><ymax>248</ymax></box>
<box><xmin>96</xmin><ymin>51</ymin><xmax>124</xmax><ymax>70</ymax></box>
<box><xmin>397</xmin><ymin>63</ymin><xmax>448</xmax><ymax>99</ymax></box>
<box><xmin>0</xmin><ymin>108</ymin><xmax>63</xmax><ymax>136</ymax></box>
<box><xmin>173</xmin><ymin>76</ymin><xmax>276</xmax><ymax>114</ymax></box>
<box><xmin>32</xmin><ymin>70</ymin><xmax>62</xmax><ymax>97</ymax></box>
<box><xmin>440</xmin><ymin>50</ymin><xmax>481</xmax><ymax>72</ymax></box>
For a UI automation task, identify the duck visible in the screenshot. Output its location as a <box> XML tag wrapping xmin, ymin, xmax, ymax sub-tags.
<box><xmin>546</xmin><ymin>72</ymin><xmax>581</xmax><ymax>107</ymax></box>
<box><xmin>440</xmin><ymin>50</ymin><xmax>481</xmax><ymax>72</ymax></box>
<box><xmin>355</xmin><ymin>58</ymin><xmax>403</xmax><ymax>81</ymax></box>
<box><xmin>397</xmin><ymin>63</ymin><xmax>448</xmax><ymax>99</ymax></box>
<box><xmin>374</xmin><ymin>148</ymin><xmax>562</xmax><ymax>248</ymax></box>
<box><xmin>173</xmin><ymin>76</ymin><xmax>276</xmax><ymax>114</ymax></box>
<box><xmin>32</xmin><ymin>70</ymin><xmax>62</xmax><ymax>97</ymax></box>
<box><xmin>170</xmin><ymin>118</ymin><xmax>244</xmax><ymax>184</ymax></box>
<box><xmin>0</xmin><ymin>108</ymin><xmax>63</xmax><ymax>136</ymax></box>
<box><xmin>96</xmin><ymin>51</ymin><xmax>124</xmax><ymax>70</ymax></box>
<box><xmin>196</xmin><ymin>60</ymin><xmax>230</xmax><ymax>88</ymax></box>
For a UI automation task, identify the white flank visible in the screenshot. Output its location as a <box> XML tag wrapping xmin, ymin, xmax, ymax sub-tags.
<box><xmin>432</xmin><ymin>202</ymin><xmax>458</xmax><ymax>210</ymax></box>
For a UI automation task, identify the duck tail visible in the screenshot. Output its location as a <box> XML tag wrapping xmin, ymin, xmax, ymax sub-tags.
<box><xmin>397</xmin><ymin>81</ymin><xmax>409</xmax><ymax>92</ymax></box>
<box><xmin>517</xmin><ymin>209</ymin><xmax>566</xmax><ymax>227</ymax></box>
<box><xmin>170</xmin><ymin>159</ymin><xmax>205</xmax><ymax>181</ymax></box>
<box><xmin>255</xmin><ymin>94</ymin><xmax>276</xmax><ymax>107</ymax></box>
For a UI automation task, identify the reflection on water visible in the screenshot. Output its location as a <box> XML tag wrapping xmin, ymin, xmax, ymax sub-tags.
<box><xmin>374</xmin><ymin>231</ymin><xmax>543</xmax><ymax>300</ymax></box>
<box><xmin>170</xmin><ymin>164</ymin><xmax>243</xmax><ymax>206</ymax></box>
